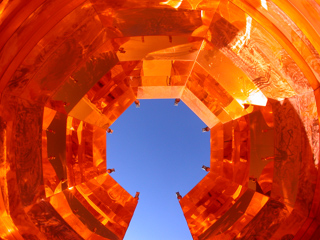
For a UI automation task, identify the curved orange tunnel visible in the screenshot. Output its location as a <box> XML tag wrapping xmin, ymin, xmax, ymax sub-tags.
<box><xmin>1</xmin><ymin>0</ymin><xmax>320</xmax><ymax>239</ymax></box>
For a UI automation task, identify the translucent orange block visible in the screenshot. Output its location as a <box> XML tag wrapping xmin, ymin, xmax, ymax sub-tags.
<box><xmin>229</xmin><ymin>0</ymin><xmax>319</xmax><ymax>91</ymax></box>
<box><xmin>42</xmin><ymin>107</ymin><xmax>108</xmax><ymax>197</ymax></box>
<box><xmin>197</xmin><ymin>41</ymin><xmax>267</xmax><ymax>107</ymax></box>
<box><xmin>235</xmin><ymin>198</ymin><xmax>291</xmax><ymax>239</ymax></box>
<box><xmin>270</xmin><ymin>209</ymin><xmax>307</xmax><ymax>240</ymax></box>
<box><xmin>3</xmin><ymin>1</ymin><xmax>105</xmax><ymax>104</ymax></box>
<box><xmin>71</xmin><ymin>173</ymin><xmax>138</xmax><ymax>240</ymax></box>
<box><xmin>89</xmin><ymin>0</ymin><xmax>211</xmax><ymax>11</ymax></box>
<box><xmin>256</xmin><ymin>0</ymin><xmax>320</xmax><ymax>83</ymax></box>
<box><xmin>0</xmin><ymin>215</ymin><xmax>23</xmax><ymax>240</ymax></box>
<box><xmin>131</xmin><ymin>60</ymin><xmax>194</xmax><ymax>99</ymax></box>
<box><xmin>122</xmin><ymin>62</ymin><xmax>176</xmax><ymax>97</ymax></box>
<box><xmin>180</xmin><ymin>172</ymin><xmax>241</xmax><ymax>239</ymax></box>
<box><xmin>181</xmin><ymin>87</ymin><xmax>221</xmax><ymax>128</ymax></box>
<box><xmin>70</xmin><ymin>64</ymin><xmax>136</xmax><ymax>129</ymax></box>
<box><xmin>221</xmin><ymin>36</ymin><xmax>297</xmax><ymax>101</ymax></box>
<box><xmin>205</xmin><ymin>7</ymin><xmax>299</xmax><ymax>101</ymax></box>
<box><xmin>187</xmin><ymin>63</ymin><xmax>233</xmax><ymax>115</ymax></box>
<box><xmin>196</xmin><ymin>190</ymin><xmax>268</xmax><ymax>240</ymax></box>
<box><xmin>27</xmin><ymin>198</ymin><xmax>84</xmax><ymax>239</ymax></box>
<box><xmin>186</xmin><ymin>62</ymin><xmax>252</xmax><ymax>122</ymax></box>
<box><xmin>111</xmin><ymin>8</ymin><xmax>202</xmax><ymax>37</ymax></box>
<box><xmin>0</xmin><ymin>95</ymin><xmax>46</xmax><ymax>238</ymax></box>
<box><xmin>210</xmin><ymin>117</ymin><xmax>250</xmax><ymax>187</ymax></box>
<box><xmin>137</xmin><ymin>85</ymin><xmax>185</xmax><ymax>99</ymax></box>
<box><xmin>52</xmin><ymin>48</ymin><xmax>119</xmax><ymax>114</ymax></box>
<box><xmin>248</xmin><ymin>110</ymin><xmax>274</xmax><ymax>194</ymax></box>
<box><xmin>249</xmin><ymin>20</ymin><xmax>312</xmax><ymax>96</ymax></box>
<box><xmin>0</xmin><ymin>0</ymin><xmax>89</xmax><ymax>94</ymax></box>
<box><xmin>44</xmin><ymin>110</ymin><xmax>68</xmax><ymax>195</ymax></box>
<box><xmin>210</xmin><ymin>122</ymin><xmax>224</xmax><ymax>175</ymax></box>
<box><xmin>66</xmin><ymin>116</ymin><xmax>107</xmax><ymax>188</ymax></box>
<box><xmin>50</xmin><ymin>191</ymin><xmax>103</xmax><ymax>239</ymax></box>
<box><xmin>272</xmin><ymin>98</ymin><xmax>317</xmax><ymax>214</ymax></box>
<box><xmin>116</xmin><ymin>36</ymin><xmax>202</xmax><ymax>62</ymax></box>
<box><xmin>270</xmin><ymin>0</ymin><xmax>320</xmax><ymax>58</ymax></box>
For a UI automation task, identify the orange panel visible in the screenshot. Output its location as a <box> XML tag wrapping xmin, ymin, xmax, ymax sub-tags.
<box><xmin>180</xmin><ymin>172</ymin><xmax>241</xmax><ymax>239</ymax></box>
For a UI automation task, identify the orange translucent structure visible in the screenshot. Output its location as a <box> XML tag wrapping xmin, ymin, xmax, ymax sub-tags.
<box><xmin>1</xmin><ymin>0</ymin><xmax>320</xmax><ymax>239</ymax></box>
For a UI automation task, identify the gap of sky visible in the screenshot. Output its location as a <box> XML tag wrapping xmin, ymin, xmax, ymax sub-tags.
<box><xmin>107</xmin><ymin>99</ymin><xmax>210</xmax><ymax>240</ymax></box>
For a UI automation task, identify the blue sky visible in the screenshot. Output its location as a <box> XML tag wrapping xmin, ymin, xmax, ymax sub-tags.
<box><xmin>107</xmin><ymin>99</ymin><xmax>210</xmax><ymax>240</ymax></box>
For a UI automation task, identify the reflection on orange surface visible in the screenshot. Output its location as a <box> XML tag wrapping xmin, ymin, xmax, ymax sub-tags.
<box><xmin>179</xmin><ymin>172</ymin><xmax>241</xmax><ymax>239</ymax></box>
<box><xmin>0</xmin><ymin>0</ymin><xmax>320</xmax><ymax>239</ymax></box>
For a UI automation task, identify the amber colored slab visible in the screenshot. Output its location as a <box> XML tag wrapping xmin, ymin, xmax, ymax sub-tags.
<box><xmin>180</xmin><ymin>172</ymin><xmax>241</xmax><ymax>239</ymax></box>
<box><xmin>0</xmin><ymin>96</ymin><xmax>45</xmax><ymax>207</ymax></box>
<box><xmin>4</xmin><ymin>3</ymin><xmax>100</xmax><ymax>100</ymax></box>
<box><xmin>197</xmin><ymin>41</ymin><xmax>267</xmax><ymax>107</ymax></box>
<box><xmin>27</xmin><ymin>199</ymin><xmax>83</xmax><ymax>239</ymax></box>
<box><xmin>66</xmin><ymin>117</ymin><xmax>107</xmax><ymax>187</ymax></box>
<box><xmin>197</xmin><ymin>190</ymin><xmax>268</xmax><ymax>240</ymax></box>
<box><xmin>112</xmin><ymin>8</ymin><xmax>202</xmax><ymax>37</ymax></box>
<box><xmin>92</xmin><ymin>125</ymin><xmax>107</xmax><ymax>172</ymax></box>
<box><xmin>298</xmin><ymin>91</ymin><xmax>319</xmax><ymax>170</ymax></box>
<box><xmin>172</xmin><ymin>61</ymin><xmax>194</xmax><ymax>77</ymax></box>
<box><xmin>127</xmin><ymin>60</ymin><xmax>193</xmax><ymax>92</ymax></box>
<box><xmin>0</xmin><ymin>0</ymin><xmax>46</xmax><ymax>52</ymax></box>
<box><xmin>249</xmin><ymin>20</ymin><xmax>312</xmax><ymax>96</ymax></box>
<box><xmin>19</xmin><ymin>15</ymin><xmax>105</xmax><ymax>104</ymax></box>
<box><xmin>216</xmin><ymin>18</ymin><xmax>297</xmax><ymax>101</ymax></box>
<box><xmin>311</xmin><ymin>88</ymin><xmax>320</xmax><ymax>220</ymax></box>
<box><xmin>210</xmin><ymin>116</ymin><xmax>250</xmax><ymax>186</ymax></box>
<box><xmin>46</xmin><ymin>111</ymin><xmax>68</xmax><ymax>194</ymax></box>
<box><xmin>270</xmin><ymin>209</ymin><xmax>307</xmax><ymax>240</ymax></box>
<box><xmin>248</xmin><ymin>110</ymin><xmax>274</xmax><ymax>193</ymax></box>
<box><xmin>256</xmin><ymin>1</ymin><xmax>320</xmax><ymax>83</ymax></box>
<box><xmin>116</xmin><ymin>36</ymin><xmax>202</xmax><ymax>62</ymax></box>
<box><xmin>89</xmin><ymin>0</ymin><xmax>218</xmax><ymax>11</ymax></box>
<box><xmin>229</xmin><ymin>0</ymin><xmax>319</xmax><ymax>91</ymax></box>
<box><xmin>271</xmin><ymin>97</ymin><xmax>317</xmax><ymax>215</ymax></box>
<box><xmin>68</xmin><ymin>97</ymin><xmax>116</xmax><ymax>130</ymax></box>
<box><xmin>64</xmin><ymin>188</ymin><xmax>121</xmax><ymax>240</ymax></box>
<box><xmin>70</xmin><ymin>64</ymin><xmax>136</xmax><ymax>129</ymax></box>
<box><xmin>52</xmin><ymin>49</ymin><xmax>119</xmax><ymax>114</ymax></box>
<box><xmin>0</xmin><ymin>95</ymin><xmax>46</xmax><ymax>238</ymax></box>
<box><xmin>293</xmin><ymin>92</ymin><xmax>319</xmax><ymax>216</ymax></box>
<box><xmin>0</xmin><ymin>0</ymin><xmax>88</xmax><ymax>94</ymax></box>
<box><xmin>89</xmin><ymin>0</ymin><xmax>164</xmax><ymax>12</ymax></box>
<box><xmin>42</xmin><ymin>108</ymin><xmax>61</xmax><ymax>197</ymax></box>
<box><xmin>0</xmin><ymin>215</ymin><xmax>23</xmax><ymax>240</ymax></box>
<box><xmin>234</xmin><ymin>199</ymin><xmax>291</xmax><ymax>239</ymax></box>
<box><xmin>181</xmin><ymin>87</ymin><xmax>220</xmax><ymax>128</ymax></box>
<box><xmin>137</xmin><ymin>86</ymin><xmax>185</xmax><ymax>99</ymax></box>
<box><xmin>269</xmin><ymin>0</ymin><xmax>320</xmax><ymax>58</ymax></box>
<box><xmin>42</xmin><ymin>109</ymin><xmax>107</xmax><ymax>197</ymax></box>
<box><xmin>232</xmin><ymin>116</ymin><xmax>250</xmax><ymax>186</ymax></box>
<box><xmin>219</xmin><ymin>0</ymin><xmax>314</xmax><ymax>97</ymax></box>
<box><xmin>186</xmin><ymin>63</ymin><xmax>233</xmax><ymax>116</ymax></box>
<box><xmin>210</xmin><ymin>122</ymin><xmax>224</xmax><ymax>175</ymax></box>
<box><xmin>272</xmin><ymin>98</ymin><xmax>301</xmax><ymax>208</ymax></box>
<box><xmin>50</xmin><ymin>190</ymin><xmax>103</xmax><ymax>239</ymax></box>
<box><xmin>71</xmin><ymin>173</ymin><xmax>138</xmax><ymax>240</ymax></box>
<box><xmin>132</xmin><ymin>59</ymin><xmax>190</xmax><ymax>98</ymax></box>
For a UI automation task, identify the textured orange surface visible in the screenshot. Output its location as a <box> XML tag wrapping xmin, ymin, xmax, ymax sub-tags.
<box><xmin>1</xmin><ymin>0</ymin><xmax>320</xmax><ymax>239</ymax></box>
